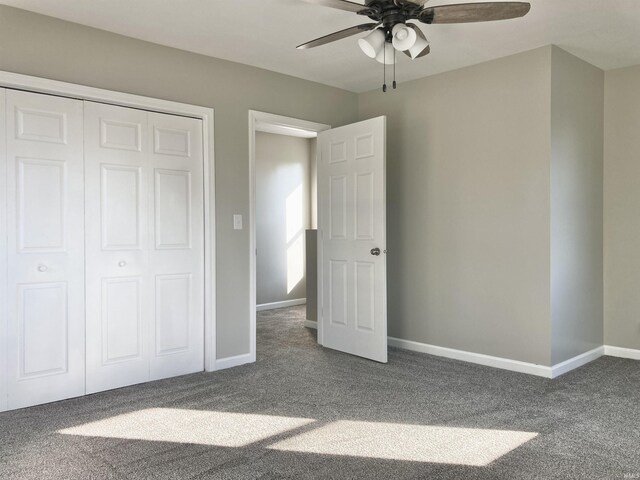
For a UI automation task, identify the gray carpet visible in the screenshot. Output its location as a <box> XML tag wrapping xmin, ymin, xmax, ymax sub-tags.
<box><xmin>1</xmin><ymin>306</ymin><xmax>639</xmax><ymax>480</ymax></box>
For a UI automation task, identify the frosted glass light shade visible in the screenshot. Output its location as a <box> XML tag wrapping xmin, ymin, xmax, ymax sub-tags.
<box><xmin>392</xmin><ymin>24</ymin><xmax>417</xmax><ymax>51</ymax></box>
<box><xmin>375</xmin><ymin>42</ymin><xmax>397</xmax><ymax>64</ymax></box>
<box><xmin>358</xmin><ymin>28</ymin><xmax>386</xmax><ymax>58</ymax></box>
<box><xmin>407</xmin><ymin>34</ymin><xmax>430</xmax><ymax>59</ymax></box>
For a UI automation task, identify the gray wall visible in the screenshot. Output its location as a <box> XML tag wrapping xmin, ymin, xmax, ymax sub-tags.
<box><xmin>0</xmin><ymin>5</ymin><xmax>359</xmax><ymax>359</ymax></box>
<box><xmin>357</xmin><ymin>45</ymin><xmax>608</xmax><ymax>366</ymax></box>
<box><xmin>255</xmin><ymin>132</ymin><xmax>311</xmax><ymax>305</ymax></box>
<box><xmin>359</xmin><ymin>47</ymin><xmax>553</xmax><ymax>365</ymax></box>
<box><xmin>550</xmin><ymin>47</ymin><xmax>604</xmax><ymax>364</ymax></box>
<box><xmin>604</xmin><ymin>64</ymin><xmax>640</xmax><ymax>351</ymax></box>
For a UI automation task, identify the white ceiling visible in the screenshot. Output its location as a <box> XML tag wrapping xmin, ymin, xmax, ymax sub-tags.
<box><xmin>3</xmin><ymin>0</ymin><xmax>640</xmax><ymax>93</ymax></box>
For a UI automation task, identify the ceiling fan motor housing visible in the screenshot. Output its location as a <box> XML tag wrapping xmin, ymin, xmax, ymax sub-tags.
<box><xmin>359</xmin><ymin>0</ymin><xmax>428</xmax><ymax>41</ymax></box>
<box><xmin>360</xmin><ymin>0</ymin><xmax>424</xmax><ymax>26</ymax></box>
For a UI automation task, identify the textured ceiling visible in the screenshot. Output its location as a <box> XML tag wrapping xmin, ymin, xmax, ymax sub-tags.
<box><xmin>2</xmin><ymin>0</ymin><xmax>640</xmax><ymax>92</ymax></box>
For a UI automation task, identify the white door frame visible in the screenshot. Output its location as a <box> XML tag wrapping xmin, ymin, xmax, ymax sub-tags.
<box><xmin>0</xmin><ymin>71</ymin><xmax>217</xmax><ymax>388</ymax></box>
<box><xmin>248</xmin><ymin>111</ymin><xmax>330</xmax><ymax>361</ymax></box>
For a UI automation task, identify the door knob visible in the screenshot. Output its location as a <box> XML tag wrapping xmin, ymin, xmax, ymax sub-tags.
<box><xmin>37</xmin><ymin>264</ymin><xmax>48</xmax><ymax>272</ymax></box>
<box><xmin>370</xmin><ymin>248</ymin><xmax>381</xmax><ymax>256</ymax></box>
<box><xmin>118</xmin><ymin>260</ymin><xmax>127</xmax><ymax>267</ymax></box>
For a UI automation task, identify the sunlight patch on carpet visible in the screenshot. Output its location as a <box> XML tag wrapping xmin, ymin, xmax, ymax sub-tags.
<box><xmin>268</xmin><ymin>420</ymin><xmax>538</xmax><ymax>466</ymax></box>
<box><xmin>59</xmin><ymin>409</ymin><xmax>537</xmax><ymax>465</ymax></box>
<box><xmin>58</xmin><ymin>408</ymin><xmax>314</xmax><ymax>447</ymax></box>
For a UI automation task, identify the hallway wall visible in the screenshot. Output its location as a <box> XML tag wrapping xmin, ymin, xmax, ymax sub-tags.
<box><xmin>256</xmin><ymin>132</ymin><xmax>313</xmax><ymax>306</ymax></box>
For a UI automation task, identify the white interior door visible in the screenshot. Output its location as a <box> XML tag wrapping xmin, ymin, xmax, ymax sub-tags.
<box><xmin>84</xmin><ymin>102</ymin><xmax>150</xmax><ymax>394</ymax></box>
<box><xmin>318</xmin><ymin>116</ymin><xmax>387</xmax><ymax>363</ymax></box>
<box><xmin>5</xmin><ymin>89</ymin><xmax>86</xmax><ymax>409</ymax></box>
<box><xmin>84</xmin><ymin>102</ymin><xmax>204</xmax><ymax>394</ymax></box>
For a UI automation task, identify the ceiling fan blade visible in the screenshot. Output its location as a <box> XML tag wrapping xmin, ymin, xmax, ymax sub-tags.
<box><xmin>296</xmin><ymin>23</ymin><xmax>378</xmax><ymax>49</ymax></box>
<box><xmin>418</xmin><ymin>2</ymin><xmax>530</xmax><ymax>24</ymax></box>
<box><xmin>301</xmin><ymin>0</ymin><xmax>368</xmax><ymax>14</ymax></box>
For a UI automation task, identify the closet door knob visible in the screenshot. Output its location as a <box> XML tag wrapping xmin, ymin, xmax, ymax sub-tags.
<box><xmin>118</xmin><ymin>260</ymin><xmax>127</xmax><ymax>267</ymax></box>
<box><xmin>37</xmin><ymin>264</ymin><xmax>48</xmax><ymax>272</ymax></box>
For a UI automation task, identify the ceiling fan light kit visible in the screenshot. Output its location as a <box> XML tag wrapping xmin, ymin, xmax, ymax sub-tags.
<box><xmin>405</xmin><ymin>24</ymin><xmax>430</xmax><ymax>59</ymax></box>
<box><xmin>298</xmin><ymin>0</ymin><xmax>531</xmax><ymax>92</ymax></box>
<box><xmin>392</xmin><ymin>23</ymin><xmax>417</xmax><ymax>51</ymax></box>
<box><xmin>375</xmin><ymin>41</ymin><xmax>397</xmax><ymax>64</ymax></box>
<box><xmin>358</xmin><ymin>28</ymin><xmax>386</xmax><ymax>58</ymax></box>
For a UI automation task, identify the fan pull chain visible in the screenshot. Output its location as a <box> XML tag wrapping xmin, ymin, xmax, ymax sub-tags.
<box><xmin>393</xmin><ymin>48</ymin><xmax>397</xmax><ymax>89</ymax></box>
<box><xmin>382</xmin><ymin>41</ymin><xmax>387</xmax><ymax>93</ymax></box>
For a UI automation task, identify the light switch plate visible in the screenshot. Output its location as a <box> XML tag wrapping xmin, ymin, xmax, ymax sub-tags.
<box><xmin>233</xmin><ymin>214</ymin><xmax>243</xmax><ymax>230</ymax></box>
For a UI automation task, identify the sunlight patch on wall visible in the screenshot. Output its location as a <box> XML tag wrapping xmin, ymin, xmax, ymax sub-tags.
<box><xmin>286</xmin><ymin>184</ymin><xmax>303</xmax><ymax>243</ymax></box>
<box><xmin>268</xmin><ymin>420</ymin><xmax>538</xmax><ymax>466</ymax></box>
<box><xmin>286</xmin><ymin>183</ymin><xmax>305</xmax><ymax>293</ymax></box>
<box><xmin>58</xmin><ymin>408</ymin><xmax>314</xmax><ymax>447</ymax></box>
<box><xmin>287</xmin><ymin>234</ymin><xmax>304</xmax><ymax>293</ymax></box>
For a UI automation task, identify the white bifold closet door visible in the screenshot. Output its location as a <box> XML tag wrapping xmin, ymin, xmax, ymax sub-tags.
<box><xmin>84</xmin><ymin>102</ymin><xmax>204</xmax><ymax>394</ymax></box>
<box><xmin>4</xmin><ymin>89</ymin><xmax>86</xmax><ymax>410</ymax></box>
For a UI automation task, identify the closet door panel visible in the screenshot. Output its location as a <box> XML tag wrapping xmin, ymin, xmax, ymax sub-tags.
<box><xmin>0</xmin><ymin>88</ymin><xmax>6</xmax><ymax>412</ymax></box>
<box><xmin>148</xmin><ymin>113</ymin><xmax>204</xmax><ymax>380</ymax></box>
<box><xmin>5</xmin><ymin>90</ymin><xmax>85</xmax><ymax>410</ymax></box>
<box><xmin>101</xmin><ymin>164</ymin><xmax>143</xmax><ymax>249</ymax></box>
<box><xmin>84</xmin><ymin>102</ymin><xmax>150</xmax><ymax>394</ymax></box>
<box><xmin>18</xmin><ymin>282</ymin><xmax>69</xmax><ymax>376</ymax></box>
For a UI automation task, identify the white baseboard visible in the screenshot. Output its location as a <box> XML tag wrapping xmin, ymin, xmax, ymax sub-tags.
<box><xmin>604</xmin><ymin>345</ymin><xmax>640</xmax><ymax>360</ymax></box>
<box><xmin>550</xmin><ymin>347</ymin><xmax>604</xmax><ymax>379</ymax></box>
<box><xmin>388</xmin><ymin>337</ymin><xmax>605</xmax><ymax>379</ymax></box>
<box><xmin>214</xmin><ymin>353</ymin><xmax>254</xmax><ymax>371</ymax></box>
<box><xmin>388</xmin><ymin>337</ymin><xmax>553</xmax><ymax>378</ymax></box>
<box><xmin>303</xmin><ymin>320</ymin><xmax>318</xmax><ymax>329</ymax></box>
<box><xmin>256</xmin><ymin>298</ymin><xmax>306</xmax><ymax>311</ymax></box>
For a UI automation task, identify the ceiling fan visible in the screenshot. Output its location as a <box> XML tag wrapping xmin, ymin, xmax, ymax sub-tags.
<box><xmin>297</xmin><ymin>0</ymin><xmax>531</xmax><ymax>91</ymax></box>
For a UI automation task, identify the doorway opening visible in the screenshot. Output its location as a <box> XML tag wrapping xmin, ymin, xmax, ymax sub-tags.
<box><xmin>249</xmin><ymin>112</ymin><xmax>330</xmax><ymax>361</ymax></box>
